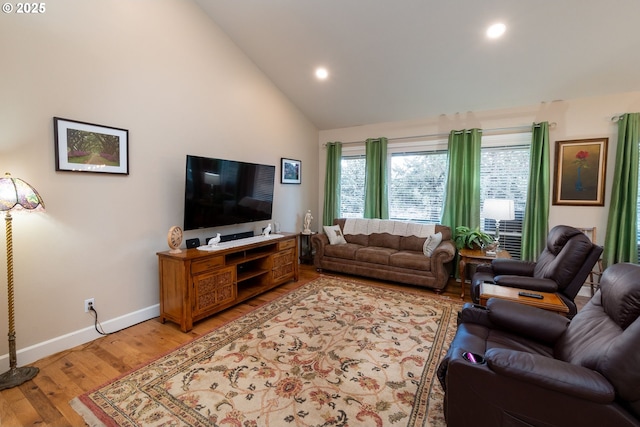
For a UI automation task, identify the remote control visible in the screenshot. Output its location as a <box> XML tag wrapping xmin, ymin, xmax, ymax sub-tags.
<box><xmin>518</xmin><ymin>291</ymin><xmax>543</xmax><ymax>299</ymax></box>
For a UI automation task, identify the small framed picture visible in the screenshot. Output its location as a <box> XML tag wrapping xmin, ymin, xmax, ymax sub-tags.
<box><xmin>54</xmin><ymin>117</ymin><xmax>129</xmax><ymax>175</ymax></box>
<box><xmin>281</xmin><ymin>158</ymin><xmax>301</xmax><ymax>184</ymax></box>
<box><xmin>553</xmin><ymin>137</ymin><xmax>608</xmax><ymax>206</ymax></box>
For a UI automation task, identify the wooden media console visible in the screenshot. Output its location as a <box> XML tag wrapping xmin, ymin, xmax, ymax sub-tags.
<box><xmin>157</xmin><ymin>233</ymin><xmax>299</xmax><ymax>332</ymax></box>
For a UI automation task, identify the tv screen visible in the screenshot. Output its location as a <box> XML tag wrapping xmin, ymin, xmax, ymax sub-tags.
<box><xmin>184</xmin><ymin>155</ymin><xmax>275</xmax><ymax>230</ymax></box>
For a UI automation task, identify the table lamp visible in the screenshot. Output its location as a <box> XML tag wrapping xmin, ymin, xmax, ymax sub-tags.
<box><xmin>0</xmin><ymin>173</ymin><xmax>45</xmax><ymax>390</ymax></box>
<box><xmin>481</xmin><ymin>199</ymin><xmax>514</xmax><ymax>251</ymax></box>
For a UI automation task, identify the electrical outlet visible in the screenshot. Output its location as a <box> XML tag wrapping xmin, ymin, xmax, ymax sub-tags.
<box><xmin>84</xmin><ymin>298</ymin><xmax>95</xmax><ymax>313</ymax></box>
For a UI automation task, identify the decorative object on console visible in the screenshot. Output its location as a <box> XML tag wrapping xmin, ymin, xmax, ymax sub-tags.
<box><xmin>0</xmin><ymin>173</ymin><xmax>45</xmax><ymax>390</ymax></box>
<box><xmin>167</xmin><ymin>226</ymin><xmax>183</xmax><ymax>253</ymax></box>
<box><xmin>553</xmin><ymin>137</ymin><xmax>608</xmax><ymax>206</ymax></box>
<box><xmin>481</xmin><ymin>198</ymin><xmax>515</xmax><ymax>252</ymax></box>
<box><xmin>263</xmin><ymin>223</ymin><xmax>271</xmax><ymax>236</ymax></box>
<box><xmin>302</xmin><ymin>209</ymin><xmax>313</xmax><ymax>234</ymax></box>
<box><xmin>53</xmin><ymin>117</ymin><xmax>129</xmax><ymax>175</ymax></box>
<box><xmin>281</xmin><ymin>158</ymin><xmax>301</xmax><ymax>184</ymax></box>
<box><xmin>208</xmin><ymin>233</ymin><xmax>221</xmax><ymax>246</ymax></box>
<box><xmin>185</xmin><ymin>238</ymin><xmax>200</xmax><ymax>249</ymax></box>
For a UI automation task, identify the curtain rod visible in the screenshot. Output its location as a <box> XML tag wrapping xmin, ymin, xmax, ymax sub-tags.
<box><xmin>323</xmin><ymin>122</ymin><xmax>557</xmax><ymax>147</ymax></box>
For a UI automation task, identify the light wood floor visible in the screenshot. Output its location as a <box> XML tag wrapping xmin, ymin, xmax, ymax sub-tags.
<box><xmin>0</xmin><ymin>265</ymin><xmax>586</xmax><ymax>426</ymax></box>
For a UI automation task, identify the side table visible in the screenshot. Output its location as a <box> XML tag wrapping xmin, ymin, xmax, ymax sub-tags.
<box><xmin>458</xmin><ymin>247</ymin><xmax>511</xmax><ymax>300</ymax></box>
<box><xmin>299</xmin><ymin>232</ymin><xmax>316</xmax><ymax>264</ymax></box>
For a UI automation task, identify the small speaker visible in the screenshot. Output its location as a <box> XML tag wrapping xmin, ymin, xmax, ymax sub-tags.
<box><xmin>186</xmin><ymin>238</ymin><xmax>200</xmax><ymax>249</ymax></box>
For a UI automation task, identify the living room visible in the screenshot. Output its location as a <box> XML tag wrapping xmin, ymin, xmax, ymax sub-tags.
<box><xmin>1</xmin><ymin>1</ymin><xmax>640</xmax><ymax>424</ymax></box>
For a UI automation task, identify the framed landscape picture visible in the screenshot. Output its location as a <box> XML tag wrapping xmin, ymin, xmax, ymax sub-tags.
<box><xmin>281</xmin><ymin>158</ymin><xmax>301</xmax><ymax>184</ymax></box>
<box><xmin>54</xmin><ymin>117</ymin><xmax>129</xmax><ymax>174</ymax></box>
<box><xmin>553</xmin><ymin>137</ymin><xmax>607</xmax><ymax>206</ymax></box>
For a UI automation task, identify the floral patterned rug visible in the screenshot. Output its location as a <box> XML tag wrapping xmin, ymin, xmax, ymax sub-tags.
<box><xmin>71</xmin><ymin>276</ymin><xmax>462</xmax><ymax>427</ymax></box>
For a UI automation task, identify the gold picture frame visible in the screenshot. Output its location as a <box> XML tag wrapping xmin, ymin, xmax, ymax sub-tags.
<box><xmin>553</xmin><ymin>138</ymin><xmax>608</xmax><ymax>206</ymax></box>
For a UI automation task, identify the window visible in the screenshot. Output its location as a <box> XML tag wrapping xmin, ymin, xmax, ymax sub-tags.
<box><xmin>480</xmin><ymin>133</ymin><xmax>531</xmax><ymax>259</ymax></box>
<box><xmin>389</xmin><ymin>150</ymin><xmax>448</xmax><ymax>223</ymax></box>
<box><xmin>339</xmin><ymin>155</ymin><xmax>365</xmax><ymax>218</ymax></box>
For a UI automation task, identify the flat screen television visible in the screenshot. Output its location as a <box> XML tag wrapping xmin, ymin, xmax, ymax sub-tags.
<box><xmin>183</xmin><ymin>155</ymin><xmax>275</xmax><ymax>230</ymax></box>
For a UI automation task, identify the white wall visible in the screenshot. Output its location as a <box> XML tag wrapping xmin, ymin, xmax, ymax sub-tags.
<box><xmin>318</xmin><ymin>92</ymin><xmax>640</xmax><ymax>243</ymax></box>
<box><xmin>0</xmin><ymin>0</ymin><xmax>319</xmax><ymax>368</ymax></box>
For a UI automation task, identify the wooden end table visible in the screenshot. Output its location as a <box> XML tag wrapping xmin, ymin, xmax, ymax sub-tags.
<box><xmin>458</xmin><ymin>247</ymin><xmax>511</xmax><ymax>300</ymax></box>
<box><xmin>479</xmin><ymin>283</ymin><xmax>569</xmax><ymax>315</ymax></box>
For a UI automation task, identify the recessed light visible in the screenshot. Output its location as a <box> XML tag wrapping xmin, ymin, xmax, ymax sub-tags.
<box><xmin>315</xmin><ymin>67</ymin><xmax>329</xmax><ymax>80</ymax></box>
<box><xmin>486</xmin><ymin>23</ymin><xmax>506</xmax><ymax>39</ymax></box>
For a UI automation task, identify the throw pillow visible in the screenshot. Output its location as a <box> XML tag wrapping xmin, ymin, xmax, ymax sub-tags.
<box><xmin>423</xmin><ymin>232</ymin><xmax>442</xmax><ymax>256</ymax></box>
<box><xmin>323</xmin><ymin>225</ymin><xmax>347</xmax><ymax>245</ymax></box>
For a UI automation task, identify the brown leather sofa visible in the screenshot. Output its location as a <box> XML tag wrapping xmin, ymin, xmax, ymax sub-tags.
<box><xmin>471</xmin><ymin>224</ymin><xmax>602</xmax><ymax>317</ymax></box>
<box><xmin>437</xmin><ymin>262</ymin><xmax>640</xmax><ymax>427</ymax></box>
<box><xmin>311</xmin><ymin>218</ymin><xmax>455</xmax><ymax>291</ymax></box>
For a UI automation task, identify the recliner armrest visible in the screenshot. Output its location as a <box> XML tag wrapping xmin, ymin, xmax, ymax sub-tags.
<box><xmin>486</xmin><ymin>348</ymin><xmax>615</xmax><ymax>403</ymax></box>
<box><xmin>491</xmin><ymin>258</ymin><xmax>536</xmax><ymax>276</ymax></box>
<box><xmin>458</xmin><ymin>302</ymin><xmax>492</xmax><ymax>327</ymax></box>
<box><xmin>486</xmin><ymin>299</ymin><xmax>569</xmax><ymax>345</ymax></box>
<box><xmin>494</xmin><ymin>275</ymin><xmax>558</xmax><ymax>293</ymax></box>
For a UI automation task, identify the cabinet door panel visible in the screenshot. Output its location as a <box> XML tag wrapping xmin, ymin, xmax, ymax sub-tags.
<box><xmin>193</xmin><ymin>266</ymin><xmax>236</xmax><ymax>316</ymax></box>
<box><xmin>272</xmin><ymin>248</ymin><xmax>295</xmax><ymax>282</ymax></box>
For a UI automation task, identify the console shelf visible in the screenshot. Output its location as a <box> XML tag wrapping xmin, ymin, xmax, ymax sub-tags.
<box><xmin>157</xmin><ymin>233</ymin><xmax>298</xmax><ymax>332</ymax></box>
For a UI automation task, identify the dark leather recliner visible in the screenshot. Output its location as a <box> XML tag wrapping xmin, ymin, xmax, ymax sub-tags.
<box><xmin>471</xmin><ymin>225</ymin><xmax>603</xmax><ymax>317</ymax></box>
<box><xmin>437</xmin><ymin>262</ymin><xmax>640</xmax><ymax>427</ymax></box>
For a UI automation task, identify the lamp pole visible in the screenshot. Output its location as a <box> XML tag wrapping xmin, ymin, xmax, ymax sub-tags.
<box><xmin>0</xmin><ymin>211</ymin><xmax>39</xmax><ymax>390</ymax></box>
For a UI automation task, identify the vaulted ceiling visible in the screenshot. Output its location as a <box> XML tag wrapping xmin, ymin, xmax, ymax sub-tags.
<box><xmin>195</xmin><ymin>0</ymin><xmax>640</xmax><ymax>130</ymax></box>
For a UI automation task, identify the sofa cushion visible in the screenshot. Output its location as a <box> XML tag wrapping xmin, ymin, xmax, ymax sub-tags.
<box><xmin>324</xmin><ymin>243</ymin><xmax>362</xmax><ymax>260</ymax></box>
<box><xmin>369</xmin><ymin>233</ymin><xmax>401</xmax><ymax>250</ymax></box>
<box><xmin>355</xmin><ymin>247</ymin><xmax>397</xmax><ymax>265</ymax></box>
<box><xmin>345</xmin><ymin>233</ymin><xmax>369</xmax><ymax>246</ymax></box>
<box><xmin>423</xmin><ymin>232</ymin><xmax>443</xmax><ymax>256</ymax></box>
<box><xmin>390</xmin><ymin>251</ymin><xmax>431</xmax><ymax>271</ymax></box>
<box><xmin>400</xmin><ymin>235</ymin><xmax>427</xmax><ymax>252</ymax></box>
<box><xmin>323</xmin><ymin>225</ymin><xmax>347</xmax><ymax>245</ymax></box>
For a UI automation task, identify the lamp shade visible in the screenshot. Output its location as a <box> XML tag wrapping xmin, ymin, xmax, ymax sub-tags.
<box><xmin>482</xmin><ymin>199</ymin><xmax>514</xmax><ymax>221</ymax></box>
<box><xmin>0</xmin><ymin>173</ymin><xmax>45</xmax><ymax>212</ymax></box>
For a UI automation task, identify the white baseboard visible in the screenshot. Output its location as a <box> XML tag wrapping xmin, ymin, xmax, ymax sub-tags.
<box><xmin>0</xmin><ymin>304</ymin><xmax>160</xmax><ymax>372</ymax></box>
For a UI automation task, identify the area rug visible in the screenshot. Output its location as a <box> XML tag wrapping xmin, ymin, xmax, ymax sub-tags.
<box><xmin>71</xmin><ymin>276</ymin><xmax>462</xmax><ymax>427</ymax></box>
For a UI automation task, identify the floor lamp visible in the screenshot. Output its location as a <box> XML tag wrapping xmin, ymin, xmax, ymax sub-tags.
<box><xmin>0</xmin><ymin>173</ymin><xmax>45</xmax><ymax>390</ymax></box>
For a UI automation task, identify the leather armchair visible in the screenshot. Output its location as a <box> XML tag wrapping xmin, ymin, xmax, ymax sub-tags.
<box><xmin>437</xmin><ymin>262</ymin><xmax>640</xmax><ymax>427</ymax></box>
<box><xmin>471</xmin><ymin>225</ymin><xmax>602</xmax><ymax>316</ymax></box>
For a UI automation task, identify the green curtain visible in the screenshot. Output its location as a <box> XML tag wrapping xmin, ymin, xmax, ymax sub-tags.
<box><xmin>441</xmin><ymin>129</ymin><xmax>482</xmax><ymax>232</ymax></box>
<box><xmin>521</xmin><ymin>122</ymin><xmax>550</xmax><ymax>261</ymax></box>
<box><xmin>363</xmin><ymin>137</ymin><xmax>389</xmax><ymax>219</ymax></box>
<box><xmin>603</xmin><ymin>113</ymin><xmax>640</xmax><ymax>267</ymax></box>
<box><xmin>323</xmin><ymin>142</ymin><xmax>342</xmax><ymax>226</ymax></box>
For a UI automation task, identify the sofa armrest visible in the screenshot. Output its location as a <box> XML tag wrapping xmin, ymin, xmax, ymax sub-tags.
<box><xmin>486</xmin><ymin>348</ymin><xmax>615</xmax><ymax>403</ymax></box>
<box><xmin>431</xmin><ymin>240</ymin><xmax>456</xmax><ymax>266</ymax></box>
<box><xmin>494</xmin><ymin>275</ymin><xmax>558</xmax><ymax>293</ymax></box>
<box><xmin>429</xmin><ymin>240</ymin><xmax>456</xmax><ymax>287</ymax></box>
<box><xmin>491</xmin><ymin>258</ymin><xmax>536</xmax><ymax>276</ymax></box>
<box><xmin>311</xmin><ymin>233</ymin><xmax>329</xmax><ymax>268</ymax></box>
<box><xmin>486</xmin><ymin>298</ymin><xmax>569</xmax><ymax>345</ymax></box>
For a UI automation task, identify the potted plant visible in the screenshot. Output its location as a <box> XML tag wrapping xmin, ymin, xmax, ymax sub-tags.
<box><xmin>454</xmin><ymin>226</ymin><xmax>494</xmax><ymax>250</ymax></box>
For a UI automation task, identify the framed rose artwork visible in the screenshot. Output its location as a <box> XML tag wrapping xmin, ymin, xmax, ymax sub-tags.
<box><xmin>553</xmin><ymin>138</ymin><xmax>608</xmax><ymax>206</ymax></box>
